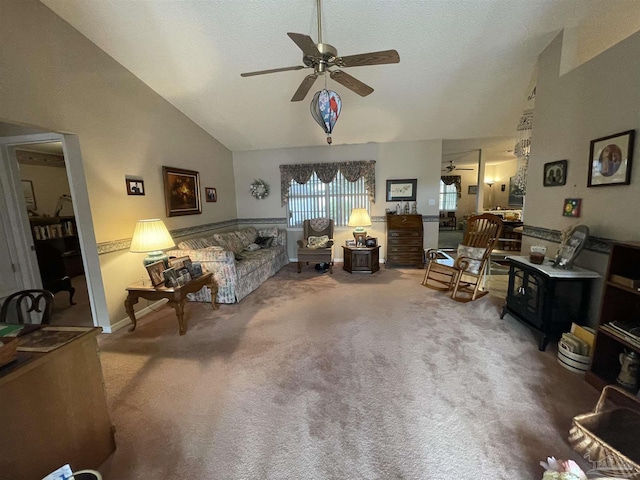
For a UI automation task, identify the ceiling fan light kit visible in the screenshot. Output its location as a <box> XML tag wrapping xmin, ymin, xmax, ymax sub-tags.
<box><xmin>240</xmin><ymin>0</ymin><xmax>399</xmax><ymax>144</ymax></box>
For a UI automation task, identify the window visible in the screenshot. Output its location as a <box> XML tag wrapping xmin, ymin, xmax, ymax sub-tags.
<box><xmin>287</xmin><ymin>171</ymin><xmax>369</xmax><ymax>227</ymax></box>
<box><xmin>439</xmin><ymin>180</ymin><xmax>457</xmax><ymax>210</ymax></box>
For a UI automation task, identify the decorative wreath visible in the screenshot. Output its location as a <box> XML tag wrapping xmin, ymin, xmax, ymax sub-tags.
<box><xmin>250</xmin><ymin>179</ymin><xmax>270</xmax><ymax>200</ymax></box>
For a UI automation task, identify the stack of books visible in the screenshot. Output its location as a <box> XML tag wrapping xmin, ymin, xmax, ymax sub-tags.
<box><xmin>560</xmin><ymin>332</ymin><xmax>590</xmax><ymax>356</ymax></box>
<box><xmin>602</xmin><ymin>320</ymin><xmax>640</xmax><ymax>348</ymax></box>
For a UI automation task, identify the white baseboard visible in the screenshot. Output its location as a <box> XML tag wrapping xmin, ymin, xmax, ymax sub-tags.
<box><xmin>105</xmin><ymin>299</ymin><xmax>168</xmax><ymax>333</ymax></box>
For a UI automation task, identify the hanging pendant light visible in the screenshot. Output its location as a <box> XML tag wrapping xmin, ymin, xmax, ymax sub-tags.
<box><xmin>310</xmin><ymin>89</ymin><xmax>341</xmax><ymax>144</ymax></box>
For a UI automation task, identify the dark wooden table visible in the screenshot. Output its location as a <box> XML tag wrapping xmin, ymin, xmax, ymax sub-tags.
<box><xmin>124</xmin><ymin>272</ymin><xmax>218</xmax><ymax>335</ymax></box>
<box><xmin>343</xmin><ymin>246</ymin><xmax>380</xmax><ymax>274</ymax></box>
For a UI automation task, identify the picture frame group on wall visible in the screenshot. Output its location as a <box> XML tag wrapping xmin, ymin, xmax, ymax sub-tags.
<box><xmin>163</xmin><ymin>166</ymin><xmax>202</xmax><ymax>216</ymax></box>
<box><xmin>543</xmin><ymin>160</ymin><xmax>567</xmax><ymax>187</ymax></box>
<box><xmin>386</xmin><ymin>179</ymin><xmax>417</xmax><ymax>202</ymax></box>
<box><xmin>588</xmin><ymin>130</ymin><xmax>635</xmax><ymax>187</ymax></box>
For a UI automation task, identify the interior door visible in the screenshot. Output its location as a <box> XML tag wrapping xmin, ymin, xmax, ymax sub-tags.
<box><xmin>0</xmin><ymin>195</ymin><xmax>24</xmax><ymax>298</ymax></box>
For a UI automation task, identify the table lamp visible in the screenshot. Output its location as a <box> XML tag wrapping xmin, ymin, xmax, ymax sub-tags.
<box><xmin>129</xmin><ymin>219</ymin><xmax>175</xmax><ymax>266</ymax></box>
<box><xmin>348</xmin><ymin>208</ymin><xmax>372</xmax><ymax>245</ymax></box>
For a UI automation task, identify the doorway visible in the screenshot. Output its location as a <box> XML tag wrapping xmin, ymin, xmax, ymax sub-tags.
<box><xmin>0</xmin><ymin>126</ymin><xmax>110</xmax><ymax>331</ymax></box>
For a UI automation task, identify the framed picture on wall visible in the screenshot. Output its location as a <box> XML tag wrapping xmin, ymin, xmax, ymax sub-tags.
<box><xmin>126</xmin><ymin>179</ymin><xmax>145</xmax><ymax>195</ymax></box>
<box><xmin>588</xmin><ymin>130</ymin><xmax>635</xmax><ymax>187</ymax></box>
<box><xmin>21</xmin><ymin>180</ymin><xmax>36</xmax><ymax>210</ymax></box>
<box><xmin>205</xmin><ymin>187</ymin><xmax>217</xmax><ymax>202</ymax></box>
<box><xmin>508</xmin><ymin>176</ymin><xmax>524</xmax><ymax>206</ymax></box>
<box><xmin>468</xmin><ymin>185</ymin><xmax>477</xmax><ymax>194</ymax></box>
<box><xmin>543</xmin><ymin>160</ymin><xmax>567</xmax><ymax>187</ymax></box>
<box><xmin>162</xmin><ymin>166</ymin><xmax>202</xmax><ymax>216</ymax></box>
<box><xmin>386</xmin><ymin>179</ymin><xmax>417</xmax><ymax>201</ymax></box>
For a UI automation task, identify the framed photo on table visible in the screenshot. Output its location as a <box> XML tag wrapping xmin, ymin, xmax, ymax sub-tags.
<box><xmin>146</xmin><ymin>260</ymin><xmax>166</xmax><ymax>286</ymax></box>
<box><xmin>588</xmin><ymin>130</ymin><xmax>635</xmax><ymax>187</ymax></box>
<box><xmin>386</xmin><ymin>179</ymin><xmax>417</xmax><ymax>202</ymax></box>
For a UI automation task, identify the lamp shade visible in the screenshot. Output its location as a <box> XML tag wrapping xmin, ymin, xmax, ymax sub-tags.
<box><xmin>348</xmin><ymin>208</ymin><xmax>372</xmax><ymax>229</ymax></box>
<box><xmin>130</xmin><ymin>219</ymin><xmax>174</xmax><ymax>266</ymax></box>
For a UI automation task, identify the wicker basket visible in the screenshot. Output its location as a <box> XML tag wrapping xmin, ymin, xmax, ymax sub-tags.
<box><xmin>0</xmin><ymin>336</ymin><xmax>18</xmax><ymax>368</ymax></box>
<box><xmin>569</xmin><ymin>385</ymin><xmax>640</xmax><ymax>479</ymax></box>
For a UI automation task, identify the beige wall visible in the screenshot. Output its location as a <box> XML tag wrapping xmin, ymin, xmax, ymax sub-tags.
<box><xmin>18</xmin><ymin>163</ymin><xmax>71</xmax><ymax>217</ymax></box>
<box><xmin>0</xmin><ymin>0</ymin><xmax>236</xmax><ymax>327</ymax></box>
<box><xmin>524</xmin><ymin>30</ymin><xmax>640</xmax><ymax>325</ymax></box>
<box><xmin>233</xmin><ymin>140</ymin><xmax>443</xmax><ymax>257</ymax></box>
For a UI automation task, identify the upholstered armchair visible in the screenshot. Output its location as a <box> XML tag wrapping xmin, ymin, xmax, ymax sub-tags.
<box><xmin>297</xmin><ymin>218</ymin><xmax>334</xmax><ymax>273</ymax></box>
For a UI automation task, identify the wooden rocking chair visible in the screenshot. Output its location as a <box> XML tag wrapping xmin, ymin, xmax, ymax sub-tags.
<box><xmin>422</xmin><ymin>213</ymin><xmax>503</xmax><ymax>302</ymax></box>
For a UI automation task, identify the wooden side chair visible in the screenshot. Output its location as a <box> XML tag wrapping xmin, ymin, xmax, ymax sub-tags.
<box><xmin>422</xmin><ymin>213</ymin><xmax>504</xmax><ymax>302</ymax></box>
<box><xmin>0</xmin><ymin>289</ymin><xmax>54</xmax><ymax>324</ymax></box>
<box><xmin>297</xmin><ymin>218</ymin><xmax>334</xmax><ymax>273</ymax></box>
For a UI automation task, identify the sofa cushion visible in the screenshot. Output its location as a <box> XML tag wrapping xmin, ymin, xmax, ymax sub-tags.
<box><xmin>178</xmin><ymin>237</ymin><xmax>214</xmax><ymax>250</ymax></box>
<box><xmin>236</xmin><ymin>227</ymin><xmax>258</xmax><ymax>248</ymax></box>
<box><xmin>258</xmin><ymin>227</ymin><xmax>279</xmax><ymax>238</ymax></box>
<box><xmin>213</xmin><ymin>232</ymin><xmax>245</xmax><ymax>255</ymax></box>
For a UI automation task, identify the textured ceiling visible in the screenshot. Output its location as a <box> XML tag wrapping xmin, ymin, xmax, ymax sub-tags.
<box><xmin>41</xmin><ymin>0</ymin><xmax>611</xmax><ymax>153</ymax></box>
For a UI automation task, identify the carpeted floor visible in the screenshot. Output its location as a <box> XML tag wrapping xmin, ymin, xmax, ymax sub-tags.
<box><xmin>96</xmin><ymin>264</ymin><xmax>599</xmax><ymax>479</ymax></box>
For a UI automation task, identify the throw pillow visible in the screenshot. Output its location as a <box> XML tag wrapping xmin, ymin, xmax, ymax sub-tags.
<box><xmin>456</xmin><ymin>244</ymin><xmax>486</xmax><ymax>274</ymax></box>
<box><xmin>236</xmin><ymin>227</ymin><xmax>258</xmax><ymax>248</ymax></box>
<box><xmin>177</xmin><ymin>237</ymin><xmax>214</xmax><ymax>250</ymax></box>
<box><xmin>258</xmin><ymin>227</ymin><xmax>279</xmax><ymax>238</ymax></box>
<box><xmin>307</xmin><ymin>235</ymin><xmax>329</xmax><ymax>249</ymax></box>
<box><xmin>256</xmin><ymin>236</ymin><xmax>274</xmax><ymax>248</ymax></box>
<box><xmin>213</xmin><ymin>232</ymin><xmax>245</xmax><ymax>255</ymax></box>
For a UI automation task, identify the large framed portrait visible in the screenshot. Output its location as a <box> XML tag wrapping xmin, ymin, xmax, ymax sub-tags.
<box><xmin>386</xmin><ymin>179</ymin><xmax>417</xmax><ymax>202</ymax></box>
<box><xmin>588</xmin><ymin>130</ymin><xmax>635</xmax><ymax>187</ymax></box>
<box><xmin>543</xmin><ymin>160</ymin><xmax>567</xmax><ymax>187</ymax></box>
<box><xmin>162</xmin><ymin>166</ymin><xmax>202</xmax><ymax>216</ymax></box>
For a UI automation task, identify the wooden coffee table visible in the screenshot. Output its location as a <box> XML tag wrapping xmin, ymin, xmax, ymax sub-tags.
<box><xmin>124</xmin><ymin>272</ymin><xmax>218</xmax><ymax>335</ymax></box>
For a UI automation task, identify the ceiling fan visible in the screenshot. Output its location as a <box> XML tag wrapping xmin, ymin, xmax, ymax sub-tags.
<box><xmin>240</xmin><ymin>0</ymin><xmax>400</xmax><ymax>102</ymax></box>
<box><xmin>442</xmin><ymin>160</ymin><xmax>475</xmax><ymax>172</ymax></box>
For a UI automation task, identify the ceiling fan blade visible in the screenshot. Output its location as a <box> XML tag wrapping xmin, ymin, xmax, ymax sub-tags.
<box><xmin>291</xmin><ymin>74</ymin><xmax>318</xmax><ymax>102</ymax></box>
<box><xmin>287</xmin><ymin>32</ymin><xmax>321</xmax><ymax>58</ymax></box>
<box><xmin>336</xmin><ymin>49</ymin><xmax>400</xmax><ymax>68</ymax></box>
<box><xmin>329</xmin><ymin>70</ymin><xmax>374</xmax><ymax>97</ymax></box>
<box><xmin>241</xmin><ymin>65</ymin><xmax>306</xmax><ymax>77</ymax></box>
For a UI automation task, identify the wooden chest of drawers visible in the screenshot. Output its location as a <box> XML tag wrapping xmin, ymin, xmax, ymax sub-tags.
<box><xmin>386</xmin><ymin>214</ymin><xmax>424</xmax><ymax>268</ymax></box>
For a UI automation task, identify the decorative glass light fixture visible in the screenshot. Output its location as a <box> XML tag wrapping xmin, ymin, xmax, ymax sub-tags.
<box><xmin>513</xmin><ymin>71</ymin><xmax>536</xmax><ymax>195</ymax></box>
<box><xmin>310</xmin><ymin>89</ymin><xmax>341</xmax><ymax>144</ymax></box>
<box><xmin>129</xmin><ymin>219</ymin><xmax>175</xmax><ymax>266</ymax></box>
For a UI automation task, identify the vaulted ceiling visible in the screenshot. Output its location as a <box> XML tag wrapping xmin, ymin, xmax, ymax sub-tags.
<box><xmin>41</xmin><ymin>0</ymin><xmax>612</xmax><ymax>154</ymax></box>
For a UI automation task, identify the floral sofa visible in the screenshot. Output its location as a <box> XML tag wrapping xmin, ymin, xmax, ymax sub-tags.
<box><xmin>166</xmin><ymin>226</ymin><xmax>288</xmax><ymax>303</ymax></box>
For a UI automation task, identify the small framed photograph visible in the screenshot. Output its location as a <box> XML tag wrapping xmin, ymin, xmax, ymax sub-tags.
<box><xmin>190</xmin><ymin>261</ymin><xmax>203</xmax><ymax>278</ymax></box>
<box><xmin>588</xmin><ymin>130</ymin><xmax>635</xmax><ymax>187</ymax></box>
<box><xmin>355</xmin><ymin>233</ymin><xmax>367</xmax><ymax>247</ymax></box>
<box><xmin>205</xmin><ymin>187</ymin><xmax>217</xmax><ymax>202</ymax></box>
<box><xmin>386</xmin><ymin>179</ymin><xmax>417</xmax><ymax>202</ymax></box>
<box><xmin>162</xmin><ymin>267</ymin><xmax>179</xmax><ymax>288</ymax></box>
<box><xmin>365</xmin><ymin>237</ymin><xmax>378</xmax><ymax>247</ymax></box>
<box><xmin>563</xmin><ymin>198</ymin><xmax>582</xmax><ymax>217</ymax></box>
<box><xmin>163</xmin><ymin>166</ymin><xmax>202</xmax><ymax>216</ymax></box>
<box><xmin>467</xmin><ymin>185</ymin><xmax>477</xmax><ymax>195</ymax></box>
<box><xmin>168</xmin><ymin>256</ymin><xmax>191</xmax><ymax>269</ymax></box>
<box><xmin>345</xmin><ymin>239</ymin><xmax>356</xmax><ymax>247</ymax></box>
<box><xmin>543</xmin><ymin>160</ymin><xmax>567</xmax><ymax>187</ymax></box>
<box><xmin>126</xmin><ymin>179</ymin><xmax>145</xmax><ymax>195</ymax></box>
<box><xmin>146</xmin><ymin>260</ymin><xmax>166</xmax><ymax>286</ymax></box>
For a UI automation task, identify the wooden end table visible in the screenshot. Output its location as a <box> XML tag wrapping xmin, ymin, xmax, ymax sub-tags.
<box><xmin>124</xmin><ymin>272</ymin><xmax>218</xmax><ymax>335</ymax></box>
<box><xmin>343</xmin><ymin>245</ymin><xmax>380</xmax><ymax>274</ymax></box>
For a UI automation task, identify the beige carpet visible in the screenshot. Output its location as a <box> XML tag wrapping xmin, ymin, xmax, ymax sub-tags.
<box><xmin>96</xmin><ymin>265</ymin><xmax>599</xmax><ymax>479</ymax></box>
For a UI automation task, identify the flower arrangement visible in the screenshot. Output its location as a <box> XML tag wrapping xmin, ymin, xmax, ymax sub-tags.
<box><xmin>250</xmin><ymin>179</ymin><xmax>269</xmax><ymax>200</ymax></box>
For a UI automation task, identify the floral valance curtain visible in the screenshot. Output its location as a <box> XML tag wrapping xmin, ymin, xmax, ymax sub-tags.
<box><xmin>440</xmin><ymin>175</ymin><xmax>462</xmax><ymax>198</ymax></box>
<box><xmin>280</xmin><ymin>160</ymin><xmax>376</xmax><ymax>206</ymax></box>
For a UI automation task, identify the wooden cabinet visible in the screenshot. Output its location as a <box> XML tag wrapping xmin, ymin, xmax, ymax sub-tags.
<box><xmin>386</xmin><ymin>214</ymin><xmax>423</xmax><ymax>268</ymax></box>
<box><xmin>586</xmin><ymin>242</ymin><xmax>640</xmax><ymax>392</ymax></box>
<box><xmin>343</xmin><ymin>246</ymin><xmax>380</xmax><ymax>274</ymax></box>
<box><xmin>500</xmin><ymin>256</ymin><xmax>600</xmax><ymax>351</ymax></box>
<box><xmin>0</xmin><ymin>328</ymin><xmax>115</xmax><ymax>480</ymax></box>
